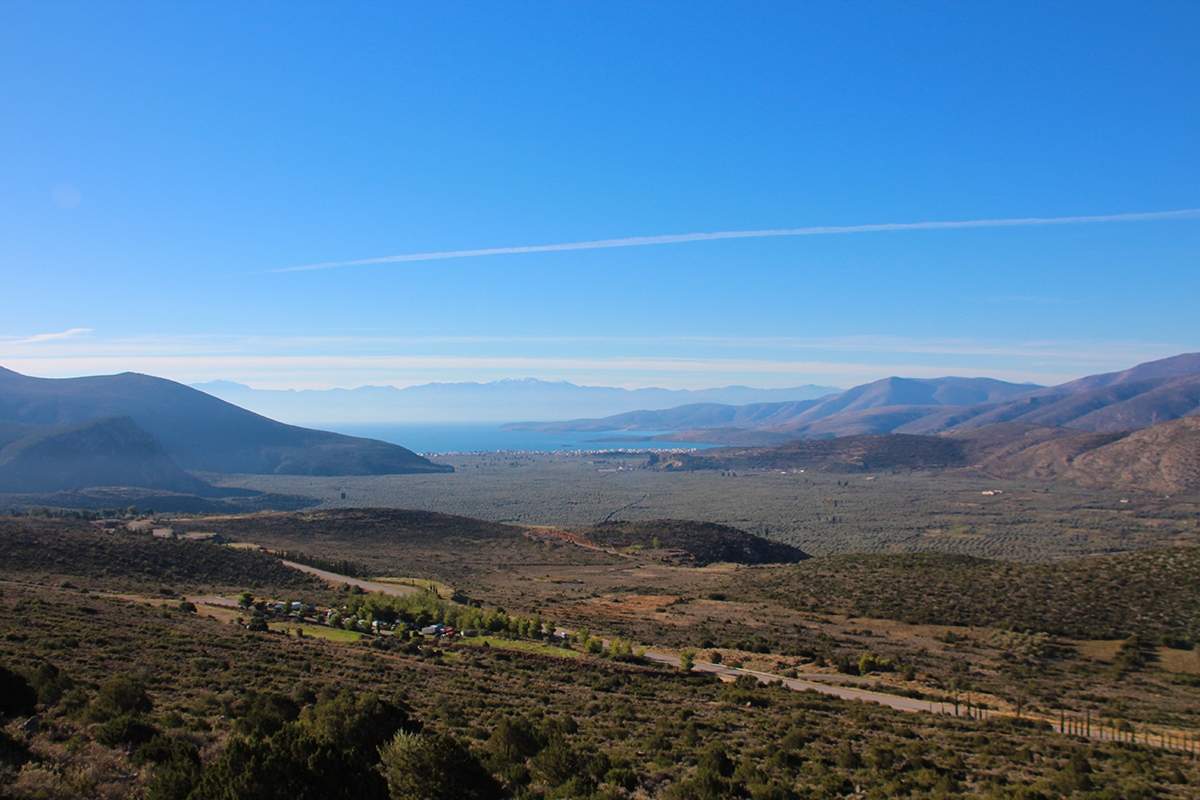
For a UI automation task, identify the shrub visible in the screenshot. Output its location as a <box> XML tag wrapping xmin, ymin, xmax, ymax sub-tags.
<box><xmin>0</xmin><ymin>664</ymin><xmax>38</xmax><ymax>717</ymax></box>
<box><xmin>379</xmin><ymin>730</ymin><xmax>502</xmax><ymax>800</ymax></box>
<box><xmin>94</xmin><ymin>713</ymin><xmax>159</xmax><ymax>747</ymax></box>
<box><xmin>84</xmin><ymin>674</ymin><xmax>152</xmax><ymax>723</ymax></box>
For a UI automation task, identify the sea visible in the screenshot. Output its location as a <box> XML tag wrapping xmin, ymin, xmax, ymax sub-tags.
<box><xmin>326</xmin><ymin>423</ymin><xmax>724</xmax><ymax>455</ymax></box>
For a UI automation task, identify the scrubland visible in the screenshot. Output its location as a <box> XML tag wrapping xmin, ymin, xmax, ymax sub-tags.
<box><xmin>5</xmin><ymin>452</ymin><xmax>1200</xmax><ymax>798</ymax></box>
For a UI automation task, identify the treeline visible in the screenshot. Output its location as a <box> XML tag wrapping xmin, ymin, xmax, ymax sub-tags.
<box><xmin>344</xmin><ymin>591</ymin><xmax>552</xmax><ymax>641</ymax></box>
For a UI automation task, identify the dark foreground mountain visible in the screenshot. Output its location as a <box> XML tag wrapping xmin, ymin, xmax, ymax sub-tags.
<box><xmin>0</xmin><ymin>416</ymin><xmax>219</xmax><ymax>495</ymax></box>
<box><xmin>0</xmin><ymin>367</ymin><xmax>451</xmax><ymax>477</ymax></box>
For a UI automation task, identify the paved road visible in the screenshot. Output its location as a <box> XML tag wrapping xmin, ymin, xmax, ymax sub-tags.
<box><xmin>280</xmin><ymin>561</ymin><xmax>421</xmax><ymax>597</ymax></box>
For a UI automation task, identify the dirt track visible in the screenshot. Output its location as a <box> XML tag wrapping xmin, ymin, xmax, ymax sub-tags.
<box><xmin>280</xmin><ymin>561</ymin><xmax>421</xmax><ymax>596</ymax></box>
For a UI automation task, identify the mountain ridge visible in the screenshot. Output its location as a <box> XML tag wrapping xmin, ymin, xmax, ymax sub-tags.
<box><xmin>512</xmin><ymin>376</ymin><xmax>1041</xmax><ymax>436</ymax></box>
<box><xmin>511</xmin><ymin>353</ymin><xmax>1200</xmax><ymax>443</ymax></box>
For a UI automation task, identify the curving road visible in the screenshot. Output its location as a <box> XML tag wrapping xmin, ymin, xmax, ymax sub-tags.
<box><xmin>280</xmin><ymin>561</ymin><xmax>421</xmax><ymax>597</ymax></box>
<box><xmin>643</xmin><ymin>651</ymin><xmax>945</xmax><ymax>715</ymax></box>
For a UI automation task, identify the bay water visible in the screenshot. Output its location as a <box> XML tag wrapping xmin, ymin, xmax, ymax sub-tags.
<box><xmin>327</xmin><ymin>423</ymin><xmax>723</xmax><ymax>454</ymax></box>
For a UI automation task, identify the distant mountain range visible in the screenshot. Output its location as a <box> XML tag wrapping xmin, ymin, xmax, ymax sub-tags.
<box><xmin>512</xmin><ymin>353</ymin><xmax>1200</xmax><ymax>443</ymax></box>
<box><xmin>5</xmin><ymin>352</ymin><xmax>1199</xmax><ymax>500</ymax></box>
<box><xmin>510</xmin><ymin>376</ymin><xmax>1040</xmax><ymax>438</ymax></box>
<box><xmin>0</xmin><ymin>366</ymin><xmax>451</xmax><ymax>497</ymax></box>
<box><xmin>191</xmin><ymin>378</ymin><xmax>842</xmax><ymax>425</ymax></box>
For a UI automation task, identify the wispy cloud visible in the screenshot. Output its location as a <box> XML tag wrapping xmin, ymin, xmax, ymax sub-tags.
<box><xmin>0</xmin><ymin>353</ymin><xmax>1073</xmax><ymax>387</ymax></box>
<box><xmin>984</xmin><ymin>296</ymin><xmax>1080</xmax><ymax>305</ymax></box>
<box><xmin>12</xmin><ymin>328</ymin><xmax>93</xmax><ymax>344</ymax></box>
<box><xmin>272</xmin><ymin>208</ymin><xmax>1200</xmax><ymax>273</ymax></box>
<box><xmin>1</xmin><ymin>331</ymin><xmax>1180</xmax><ymax>367</ymax></box>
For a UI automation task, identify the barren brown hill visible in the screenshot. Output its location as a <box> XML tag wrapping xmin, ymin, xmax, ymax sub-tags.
<box><xmin>940</xmin><ymin>422</ymin><xmax>1129</xmax><ymax>481</ymax></box>
<box><xmin>1053</xmin><ymin>351</ymin><xmax>1200</xmax><ymax>391</ymax></box>
<box><xmin>940</xmin><ymin>418</ymin><xmax>1200</xmax><ymax>494</ymax></box>
<box><xmin>1058</xmin><ymin>416</ymin><xmax>1200</xmax><ymax>494</ymax></box>
<box><xmin>665</xmin><ymin>418</ymin><xmax>1200</xmax><ymax>495</ymax></box>
<box><xmin>911</xmin><ymin>373</ymin><xmax>1200</xmax><ymax>434</ymax></box>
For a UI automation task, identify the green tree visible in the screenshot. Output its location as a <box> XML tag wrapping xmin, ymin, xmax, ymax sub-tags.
<box><xmin>487</xmin><ymin>715</ymin><xmax>544</xmax><ymax>766</ymax></box>
<box><xmin>145</xmin><ymin>758</ymin><xmax>201</xmax><ymax>800</ymax></box>
<box><xmin>379</xmin><ymin>730</ymin><xmax>501</xmax><ymax>800</ymax></box>
<box><xmin>300</xmin><ymin>689</ymin><xmax>410</xmax><ymax>762</ymax></box>
<box><xmin>93</xmin><ymin>713</ymin><xmax>159</xmax><ymax>747</ymax></box>
<box><xmin>231</xmin><ymin>691</ymin><xmax>300</xmax><ymax>738</ymax></box>
<box><xmin>0</xmin><ymin>664</ymin><xmax>38</xmax><ymax>717</ymax></box>
<box><xmin>679</xmin><ymin>649</ymin><xmax>697</xmax><ymax>672</ymax></box>
<box><xmin>189</xmin><ymin>725</ymin><xmax>388</xmax><ymax>800</ymax></box>
<box><xmin>83</xmin><ymin>674</ymin><xmax>152</xmax><ymax>723</ymax></box>
<box><xmin>671</xmin><ymin>743</ymin><xmax>737</xmax><ymax>800</ymax></box>
<box><xmin>529</xmin><ymin>736</ymin><xmax>584</xmax><ymax>788</ymax></box>
<box><xmin>27</xmin><ymin>661</ymin><xmax>72</xmax><ymax>706</ymax></box>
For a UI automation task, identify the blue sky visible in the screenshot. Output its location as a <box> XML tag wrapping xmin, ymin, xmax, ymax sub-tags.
<box><xmin>2</xmin><ymin>1</ymin><xmax>1198</xmax><ymax>390</ymax></box>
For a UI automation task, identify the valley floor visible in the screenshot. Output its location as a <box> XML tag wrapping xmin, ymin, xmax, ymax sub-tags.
<box><xmin>201</xmin><ymin>451</ymin><xmax>1200</xmax><ymax>561</ymax></box>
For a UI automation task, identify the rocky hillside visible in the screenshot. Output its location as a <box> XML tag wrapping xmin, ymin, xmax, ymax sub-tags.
<box><xmin>1058</xmin><ymin>416</ymin><xmax>1200</xmax><ymax>494</ymax></box>
<box><xmin>668</xmin><ymin>417</ymin><xmax>1200</xmax><ymax>495</ymax></box>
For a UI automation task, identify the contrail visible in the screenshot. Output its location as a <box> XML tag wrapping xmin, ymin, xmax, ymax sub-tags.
<box><xmin>272</xmin><ymin>208</ymin><xmax>1200</xmax><ymax>273</ymax></box>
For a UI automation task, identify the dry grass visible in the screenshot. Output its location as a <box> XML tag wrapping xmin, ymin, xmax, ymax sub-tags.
<box><xmin>1156</xmin><ymin>647</ymin><xmax>1200</xmax><ymax>674</ymax></box>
